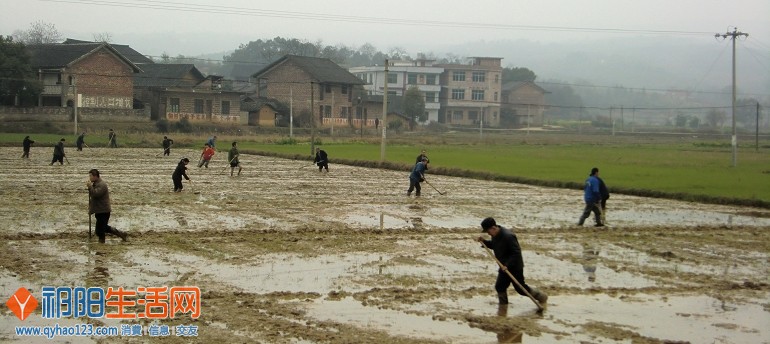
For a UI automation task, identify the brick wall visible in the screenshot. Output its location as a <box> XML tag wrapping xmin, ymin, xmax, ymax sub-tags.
<box><xmin>70</xmin><ymin>47</ymin><xmax>135</xmax><ymax>108</ymax></box>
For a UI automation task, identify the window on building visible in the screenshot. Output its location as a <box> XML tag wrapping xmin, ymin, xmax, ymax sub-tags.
<box><xmin>452</xmin><ymin>110</ymin><xmax>463</xmax><ymax>121</ymax></box>
<box><xmin>341</xmin><ymin>85</ymin><xmax>348</xmax><ymax>94</ymax></box>
<box><xmin>388</xmin><ymin>73</ymin><xmax>397</xmax><ymax>84</ymax></box>
<box><xmin>319</xmin><ymin>84</ymin><xmax>324</xmax><ymax>100</ymax></box>
<box><xmin>367</xmin><ymin>74</ymin><xmax>372</xmax><ymax>83</ymax></box>
<box><xmin>495</xmin><ymin>74</ymin><xmax>499</xmax><ymax>83</ymax></box>
<box><xmin>472</xmin><ymin>71</ymin><xmax>486</xmax><ymax>82</ymax></box>
<box><xmin>221</xmin><ymin>101</ymin><xmax>230</xmax><ymax>115</ymax></box>
<box><xmin>425</xmin><ymin>92</ymin><xmax>436</xmax><ymax>103</ymax></box>
<box><xmin>452</xmin><ymin>71</ymin><xmax>465</xmax><ymax>81</ymax></box>
<box><xmin>407</xmin><ymin>73</ymin><xmax>418</xmax><ymax>84</ymax></box>
<box><xmin>472</xmin><ymin>90</ymin><xmax>485</xmax><ymax>101</ymax></box>
<box><xmin>426</xmin><ymin>74</ymin><xmax>436</xmax><ymax>85</ymax></box>
<box><xmin>451</xmin><ymin>89</ymin><xmax>465</xmax><ymax>100</ymax></box>
<box><xmin>194</xmin><ymin>99</ymin><xmax>204</xmax><ymax>113</ymax></box>
<box><xmin>468</xmin><ymin>111</ymin><xmax>478</xmax><ymax>121</ymax></box>
<box><xmin>325</xmin><ymin>84</ymin><xmax>332</xmax><ymax>93</ymax></box>
<box><xmin>68</xmin><ymin>76</ymin><xmax>75</xmax><ymax>86</ymax></box>
<box><xmin>170</xmin><ymin>98</ymin><xmax>180</xmax><ymax>112</ymax></box>
<box><xmin>388</xmin><ymin>90</ymin><xmax>397</xmax><ymax>97</ymax></box>
<box><xmin>323</xmin><ymin>105</ymin><xmax>332</xmax><ymax>118</ymax></box>
<box><xmin>494</xmin><ymin>92</ymin><xmax>498</xmax><ymax>101</ymax></box>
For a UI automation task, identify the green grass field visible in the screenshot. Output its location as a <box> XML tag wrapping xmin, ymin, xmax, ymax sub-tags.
<box><xmin>4</xmin><ymin>131</ymin><xmax>769</xmax><ymax>204</ymax></box>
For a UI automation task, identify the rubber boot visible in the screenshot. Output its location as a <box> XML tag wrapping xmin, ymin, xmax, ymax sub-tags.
<box><xmin>497</xmin><ymin>292</ymin><xmax>509</xmax><ymax>305</ymax></box>
<box><xmin>531</xmin><ymin>289</ymin><xmax>548</xmax><ymax>304</ymax></box>
<box><xmin>110</xmin><ymin>227</ymin><xmax>128</xmax><ymax>242</ymax></box>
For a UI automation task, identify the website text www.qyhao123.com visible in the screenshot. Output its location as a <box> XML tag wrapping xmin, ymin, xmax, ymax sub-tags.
<box><xmin>15</xmin><ymin>323</ymin><xmax>199</xmax><ymax>339</ymax></box>
<box><xmin>15</xmin><ymin>323</ymin><xmax>118</xmax><ymax>339</ymax></box>
<box><xmin>6</xmin><ymin>285</ymin><xmax>201</xmax><ymax>339</ymax></box>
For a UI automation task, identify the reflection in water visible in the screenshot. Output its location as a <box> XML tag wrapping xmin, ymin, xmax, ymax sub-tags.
<box><xmin>582</xmin><ymin>245</ymin><xmax>600</xmax><ymax>282</ymax></box>
<box><xmin>86</xmin><ymin>248</ymin><xmax>110</xmax><ymax>287</ymax></box>
<box><xmin>494</xmin><ymin>305</ymin><xmax>523</xmax><ymax>342</ymax></box>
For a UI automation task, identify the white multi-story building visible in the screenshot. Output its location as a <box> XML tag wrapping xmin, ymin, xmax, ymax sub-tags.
<box><xmin>350</xmin><ymin>60</ymin><xmax>444</xmax><ymax>124</ymax></box>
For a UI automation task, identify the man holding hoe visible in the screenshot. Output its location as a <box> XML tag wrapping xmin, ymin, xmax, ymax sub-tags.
<box><xmin>477</xmin><ymin>217</ymin><xmax>548</xmax><ymax>306</ymax></box>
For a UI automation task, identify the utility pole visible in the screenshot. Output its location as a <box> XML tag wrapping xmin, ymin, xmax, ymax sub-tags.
<box><xmin>310</xmin><ymin>82</ymin><xmax>315</xmax><ymax>156</ymax></box>
<box><xmin>757</xmin><ymin>102</ymin><xmax>761</xmax><ymax>152</ymax></box>
<box><xmin>609</xmin><ymin>107</ymin><xmax>614</xmax><ymax>136</ymax></box>
<box><xmin>289</xmin><ymin>86</ymin><xmax>294</xmax><ymax>138</ymax></box>
<box><xmin>716</xmin><ymin>28</ymin><xmax>749</xmax><ymax>167</ymax></box>
<box><xmin>380</xmin><ymin>59</ymin><xmax>388</xmax><ymax>162</ymax></box>
<box><xmin>479</xmin><ymin>104</ymin><xmax>483</xmax><ymax>140</ymax></box>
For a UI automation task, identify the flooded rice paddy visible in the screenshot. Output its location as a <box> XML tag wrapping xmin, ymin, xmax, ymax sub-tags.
<box><xmin>0</xmin><ymin>147</ymin><xmax>768</xmax><ymax>343</ymax></box>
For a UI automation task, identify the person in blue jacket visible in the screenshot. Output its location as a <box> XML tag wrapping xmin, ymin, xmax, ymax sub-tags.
<box><xmin>578</xmin><ymin>167</ymin><xmax>604</xmax><ymax>226</ymax></box>
<box><xmin>407</xmin><ymin>157</ymin><xmax>428</xmax><ymax>196</ymax></box>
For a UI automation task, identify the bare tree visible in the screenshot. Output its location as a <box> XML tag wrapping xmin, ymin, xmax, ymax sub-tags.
<box><xmin>12</xmin><ymin>21</ymin><xmax>62</xmax><ymax>44</ymax></box>
<box><xmin>92</xmin><ymin>32</ymin><xmax>113</xmax><ymax>43</ymax></box>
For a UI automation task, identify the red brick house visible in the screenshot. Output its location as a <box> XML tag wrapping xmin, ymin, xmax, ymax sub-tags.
<box><xmin>501</xmin><ymin>81</ymin><xmax>549</xmax><ymax>127</ymax></box>
<box><xmin>26</xmin><ymin>43</ymin><xmax>142</xmax><ymax>108</ymax></box>
<box><xmin>133</xmin><ymin>64</ymin><xmax>247</xmax><ymax>122</ymax></box>
<box><xmin>251</xmin><ymin>55</ymin><xmax>364</xmax><ymax>127</ymax></box>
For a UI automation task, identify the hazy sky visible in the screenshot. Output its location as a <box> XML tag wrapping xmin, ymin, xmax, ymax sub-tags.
<box><xmin>2</xmin><ymin>0</ymin><xmax>769</xmax><ymax>57</ymax></box>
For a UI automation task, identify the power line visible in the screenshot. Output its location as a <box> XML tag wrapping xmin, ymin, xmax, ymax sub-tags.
<box><xmin>40</xmin><ymin>0</ymin><xmax>715</xmax><ymax>36</ymax></box>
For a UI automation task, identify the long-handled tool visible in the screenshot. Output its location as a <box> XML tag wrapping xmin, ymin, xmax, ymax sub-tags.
<box><xmin>219</xmin><ymin>155</ymin><xmax>238</xmax><ymax>175</ymax></box>
<box><xmin>87</xmin><ymin>192</ymin><xmax>92</xmax><ymax>240</ymax></box>
<box><xmin>477</xmin><ymin>240</ymin><xmax>543</xmax><ymax>311</ymax></box>
<box><xmin>188</xmin><ymin>179</ymin><xmax>200</xmax><ymax>194</ymax></box>
<box><xmin>421</xmin><ymin>175</ymin><xmax>446</xmax><ymax>195</ymax></box>
<box><xmin>64</xmin><ymin>156</ymin><xmax>70</xmax><ymax>165</ymax></box>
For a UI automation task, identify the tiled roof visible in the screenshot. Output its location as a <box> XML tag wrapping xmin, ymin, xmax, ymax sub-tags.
<box><xmin>26</xmin><ymin>43</ymin><xmax>141</xmax><ymax>72</ymax></box>
<box><xmin>252</xmin><ymin>55</ymin><xmax>364</xmax><ymax>85</ymax></box>
<box><xmin>240</xmin><ymin>97</ymin><xmax>280</xmax><ymax>112</ymax></box>
<box><xmin>63</xmin><ymin>39</ymin><xmax>154</xmax><ymax>64</ymax></box>
<box><xmin>502</xmin><ymin>81</ymin><xmax>548</xmax><ymax>93</ymax></box>
<box><xmin>133</xmin><ymin>64</ymin><xmax>204</xmax><ymax>88</ymax></box>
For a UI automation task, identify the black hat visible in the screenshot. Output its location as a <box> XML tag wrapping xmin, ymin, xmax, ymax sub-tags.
<box><xmin>182</xmin><ymin>157</ymin><xmax>190</xmax><ymax>162</ymax></box>
<box><xmin>480</xmin><ymin>217</ymin><xmax>496</xmax><ymax>232</ymax></box>
<box><xmin>60</xmin><ymin>138</ymin><xmax>65</xmax><ymax>141</ymax></box>
<box><xmin>590</xmin><ymin>167</ymin><xmax>599</xmax><ymax>175</ymax></box>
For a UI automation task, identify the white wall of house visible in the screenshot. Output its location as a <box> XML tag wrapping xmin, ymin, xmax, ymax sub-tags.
<box><xmin>350</xmin><ymin>61</ymin><xmax>444</xmax><ymax>124</ymax></box>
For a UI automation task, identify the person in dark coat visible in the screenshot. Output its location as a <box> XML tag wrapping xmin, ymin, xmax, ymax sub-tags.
<box><xmin>477</xmin><ymin>217</ymin><xmax>548</xmax><ymax>305</ymax></box>
<box><xmin>87</xmin><ymin>169</ymin><xmax>127</xmax><ymax>243</ymax></box>
<box><xmin>228</xmin><ymin>142</ymin><xmax>242</xmax><ymax>176</ymax></box>
<box><xmin>76</xmin><ymin>132</ymin><xmax>85</xmax><ymax>151</ymax></box>
<box><xmin>415</xmin><ymin>149</ymin><xmax>430</xmax><ymax>164</ymax></box>
<box><xmin>172</xmin><ymin>158</ymin><xmax>190</xmax><ymax>192</ymax></box>
<box><xmin>162</xmin><ymin>136</ymin><xmax>174</xmax><ymax>156</ymax></box>
<box><xmin>407</xmin><ymin>157</ymin><xmax>428</xmax><ymax>196</ymax></box>
<box><xmin>314</xmin><ymin>147</ymin><xmax>329</xmax><ymax>172</ymax></box>
<box><xmin>50</xmin><ymin>138</ymin><xmax>66</xmax><ymax>165</ymax></box>
<box><xmin>598</xmin><ymin>173</ymin><xmax>610</xmax><ymax>224</ymax></box>
<box><xmin>22</xmin><ymin>136</ymin><xmax>34</xmax><ymax>158</ymax></box>
<box><xmin>108</xmin><ymin>129</ymin><xmax>117</xmax><ymax>148</ymax></box>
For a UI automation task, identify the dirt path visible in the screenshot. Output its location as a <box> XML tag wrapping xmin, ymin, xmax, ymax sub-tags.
<box><xmin>1</xmin><ymin>147</ymin><xmax>768</xmax><ymax>343</ymax></box>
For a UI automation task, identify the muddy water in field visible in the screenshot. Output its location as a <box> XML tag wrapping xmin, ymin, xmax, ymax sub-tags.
<box><xmin>1</xmin><ymin>147</ymin><xmax>769</xmax><ymax>343</ymax></box>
